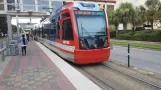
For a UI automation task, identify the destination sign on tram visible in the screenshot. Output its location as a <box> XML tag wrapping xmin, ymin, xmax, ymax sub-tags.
<box><xmin>75</xmin><ymin>11</ymin><xmax>104</xmax><ymax>16</ymax></box>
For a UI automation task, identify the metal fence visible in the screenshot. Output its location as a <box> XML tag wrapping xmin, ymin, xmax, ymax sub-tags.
<box><xmin>0</xmin><ymin>36</ymin><xmax>19</xmax><ymax>61</ymax></box>
<box><xmin>0</xmin><ymin>41</ymin><xmax>7</xmax><ymax>61</ymax></box>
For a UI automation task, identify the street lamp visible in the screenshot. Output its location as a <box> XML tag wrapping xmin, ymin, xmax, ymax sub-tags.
<box><xmin>13</xmin><ymin>0</ymin><xmax>21</xmax><ymax>37</ymax></box>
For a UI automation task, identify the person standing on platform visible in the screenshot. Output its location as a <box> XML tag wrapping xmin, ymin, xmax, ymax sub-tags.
<box><xmin>26</xmin><ymin>33</ymin><xmax>29</xmax><ymax>42</ymax></box>
<box><xmin>20</xmin><ymin>34</ymin><xmax>28</xmax><ymax>56</ymax></box>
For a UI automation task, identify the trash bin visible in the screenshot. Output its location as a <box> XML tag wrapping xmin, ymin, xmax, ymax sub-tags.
<box><xmin>9</xmin><ymin>40</ymin><xmax>19</xmax><ymax>56</ymax></box>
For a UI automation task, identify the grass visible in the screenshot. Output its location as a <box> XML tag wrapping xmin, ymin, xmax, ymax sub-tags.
<box><xmin>111</xmin><ymin>41</ymin><xmax>161</xmax><ymax>51</ymax></box>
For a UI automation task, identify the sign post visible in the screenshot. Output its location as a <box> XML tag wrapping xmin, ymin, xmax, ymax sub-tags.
<box><xmin>128</xmin><ymin>44</ymin><xmax>130</xmax><ymax>67</ymax></box>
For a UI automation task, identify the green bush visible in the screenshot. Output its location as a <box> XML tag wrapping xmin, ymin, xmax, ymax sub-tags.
<box><xmin>110</xmin><ymin>31</ymin><xmax>116</xmax><ymax>38</ymax></box>
<box><xmin>118</xmin><ymin>30</ymin><xmax>132</xmax><ymax>34</ymax></box>
<box><xmin>117</xmin><ymin>30</ymin><xmax>161</xmax><ymax>42</ymax></box>
<box><xmin>117</xmin><ymin>31</ymin><xmax>134</xmax><ymax>40</ymax></box>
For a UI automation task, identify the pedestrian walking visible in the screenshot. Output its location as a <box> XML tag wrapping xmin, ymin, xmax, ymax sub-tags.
<box><xmin>20</xmin><ymin>34</ymin><xmax>28</xmax><ymax>56</ymax></box>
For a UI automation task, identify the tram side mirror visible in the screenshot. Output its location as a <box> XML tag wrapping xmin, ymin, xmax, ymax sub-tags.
<box><xmin>59</xmin><ymin>20</ymin><xmax>63</xmax><ymax>26</ymax></box>
<box><xmin>59</xmin><ymin>20</ymin><xmax>63</xmax><ymax>37</ymax></box>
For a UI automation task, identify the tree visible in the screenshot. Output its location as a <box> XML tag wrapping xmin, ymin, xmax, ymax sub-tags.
<box><xmin>132</xmin><ymin>6</ymin><xmax>147</xmax><ymax>30</ymax></box>
<box><xmin>145</xmin><ymin>0</ymin><xmax>161</xmax><ymax>30</ymax></box>
<box><xmin>108</xmin><ymin>9</ymin><xmax>119</xmax><ymax>37</ymax></box>
<box><xmin>0</xmin><ymin>17</ymin><xmax>7</xmax><ymax>34</ymax></box>
<box><xmin>12</xmin><ymin>25</ymin><xmax>17</xmax><ymax>34</ymax></box>
<box><xmin>108</xmin><ymin>10</ymin><xmax>119</xmax><ymax>29</ymax></box>
<box><xmin>115</xmin><ymin>2</ymin><xmax>135</xmax><ymax>30</ymax></box>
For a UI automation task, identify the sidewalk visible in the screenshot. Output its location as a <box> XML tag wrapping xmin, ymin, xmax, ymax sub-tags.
<box><xmin>0</xmin><ymin>56</ymin><xmax>12</xmax><ymax>75</ymax></box>
<box><xmin>111</xmin><ymin>39</ymin><xmax>161</xmax><ymax>45</ymax></box>
<box><xmin>0</xmin><ymin>41</ymin><xmax>76</xmax><ymax>90</ymax></box>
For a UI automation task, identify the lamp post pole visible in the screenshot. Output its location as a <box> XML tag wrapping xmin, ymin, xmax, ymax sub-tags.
<box><xmin>16</xmin><ymin>0</ymin><xmax>20</xmax><ymax>37</ymax></box>
<box><xmin>16</xmin><ymin>14</ymin><xmax>19</xmax><ymax>37</ymax></box>
<box><xmin>7</xmin><ymin>15</ymin><xmax>12</xmax><ymax>40</ymax></box>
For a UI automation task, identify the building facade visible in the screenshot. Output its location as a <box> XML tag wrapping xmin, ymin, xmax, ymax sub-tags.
<box><xmin>0</xmin><ymin>0</ymin><xmax>116</xmax><ymax>39</ymax></box>
<box><xmin>0</xmin><ymin>0</ymin><xmax>66</xmax><ymax>14</ymax></box>
<box><xmin>0</xmin><ymin>0</ymin><xmax>116</xmax><ymax>14</ymax></box>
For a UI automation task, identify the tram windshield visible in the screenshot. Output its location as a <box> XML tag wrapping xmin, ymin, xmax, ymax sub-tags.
<box><xmin>75</xmin><ymin>11</ymin><xmax>107</xmax><ymax>37</ymax></box>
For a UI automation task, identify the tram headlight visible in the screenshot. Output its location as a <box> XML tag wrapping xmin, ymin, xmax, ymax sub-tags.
<box><xmin>79</xmin><ymin>39</ymin><xmax>88</xmax><ymax>49</ymax></box>
<box><xmin>80</xmin><ymin>41</ymin><xmax>84</xmax><ymax>47</ymax></box>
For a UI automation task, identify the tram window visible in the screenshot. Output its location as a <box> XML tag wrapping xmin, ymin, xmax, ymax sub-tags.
<box><xmin>41</xmin><ymin>28</ymin><xmax>43</xmax><ymax>38</ymax></box>
<box><xmin>39</xmin><ymin>28</ymin><xmax>41</xmax><ymax>37</ymax></box>
<box><xmin>49</xmin><ymin>24</ymin><xmax>56</xmax><ymax>41</ymax></box>
<box><xmin>56</xmin><ymin>22</ymin><xmax>60</xmax><ymax>39</ymax></box>
<box><xmin>62</xmin><ymin>19</ymin><xmax>74</xmax><ymax>40</ymax></box>
<box><xmin>55</xmin><ymin>16</ymin><xmax>60</xmax><ymax>39</ymax></box>
<box><xmin>40</xmin><ymin>29</ymin><xmax>42</xmax><ymax>37</ymax></box>
<box><xmin>42</xmin><ymin>27</ymin><xmax>45</xmax><ymax>38</ymax></box>
<box><xmin>62</xmin><ymin>13</ymin><xmax>70</xmax><ymax>19</ymax></box>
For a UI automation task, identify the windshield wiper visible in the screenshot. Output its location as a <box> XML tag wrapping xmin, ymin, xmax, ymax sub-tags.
<box><xmin>78</xmin><ymin>18</ymin><xmax>91</xmax><ymax>37</ymax></box>
<box><xmin>80</xmin><ymin>20</ymin><xmax>83</xmax><ymax>36</ymax></box>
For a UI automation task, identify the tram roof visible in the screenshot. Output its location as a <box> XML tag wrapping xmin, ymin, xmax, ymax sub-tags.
<box><xmin>73</xmin><ymin>2</ymin><xmax>100</xmax><ymax>11</ymax></box>
<box><xmin>50</xmin><ymin>1</ymin><xmax>101</xmax><ymax>18</ymax></box>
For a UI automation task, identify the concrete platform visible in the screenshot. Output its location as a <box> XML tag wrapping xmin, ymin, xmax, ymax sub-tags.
<box><xmin>0</xmin><ymin>41</ymin><xmax>101</xmax><ymax>90</ymax></box>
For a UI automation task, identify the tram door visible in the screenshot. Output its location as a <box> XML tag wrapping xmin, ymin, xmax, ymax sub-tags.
<box><xmin>59</xmin><ymin>11</ymin><xmax>74</xmax><ymax>45</ymax></box>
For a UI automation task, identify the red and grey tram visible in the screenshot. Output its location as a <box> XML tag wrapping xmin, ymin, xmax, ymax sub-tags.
<box><xmin>34</xmin><ymin>1</ymin><xmax>111</xmax><ymax>64</ymax></box>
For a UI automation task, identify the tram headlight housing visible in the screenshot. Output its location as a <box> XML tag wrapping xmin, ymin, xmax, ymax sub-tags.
<box><xmin>79</xmin><ymin>38</ymin><xmax>88</xmax><ymax>49</ymax></box>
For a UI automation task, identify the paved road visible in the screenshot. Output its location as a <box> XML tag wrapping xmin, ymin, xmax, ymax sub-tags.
<box><xmin>110</xmin><ymin>45</ymin><xmax>161</xmax><ymax>74</ymax></box>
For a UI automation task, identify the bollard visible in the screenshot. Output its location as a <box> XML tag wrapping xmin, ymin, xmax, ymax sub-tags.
<box><xmin>128</xmin><ymin>44</ymin><xmax>130</xmax><ymax>67</ymax></box>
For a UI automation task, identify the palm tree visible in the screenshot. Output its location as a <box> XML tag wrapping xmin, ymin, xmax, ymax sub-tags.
<box><xmin>132</xmin><ymin>6</ymin><xmax>147</xmax><ymax>30</ymax></box>
<box><xmin>108</xmin><ymin>10</ymin><xmax>120</xmax><ymax>37</ymax></box>
<box><xmin>155</xmin><ymin>3</ymin><xmax>161</xmax><ymax>26</ymax></box>
<box><xmin>115</xmin><ymin>2</ymin><xmax>135</xmax><ymax>30</ymax></box>
<box><xmin>145</xmin><ymin>0</ymin><xmax>161</xmax><ymax>30</ymax></box>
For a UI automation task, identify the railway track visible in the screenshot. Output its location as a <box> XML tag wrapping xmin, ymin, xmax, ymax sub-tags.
<box><xmin>102</xmin><ymin>63</ymin><xmax>161</xmax><ymax>90</ymax></box>
<box><xmin>75</xmin><ymin>64</ymin><xmax>114</xmax><ymax>90</ymax></box>
<box><xmin>74</xmin><ymin>63</ymin><xmax>161</xmax><ymax>90</ymax></box>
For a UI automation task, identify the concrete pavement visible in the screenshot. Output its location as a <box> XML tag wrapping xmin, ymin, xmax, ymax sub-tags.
<box><xmin>0</xmin><ymin>41</ymin><xmax>102</xmax><ymax>90</ymax></box>
<box><xmin>0</xmin><ymin>42</ymin><xmax>76</xmax><ymax>90</ymax></box>
<box><xmin>0</xmin><ymin>56</ymin><xmax>12</xmax><ymax>75</ymax></box>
